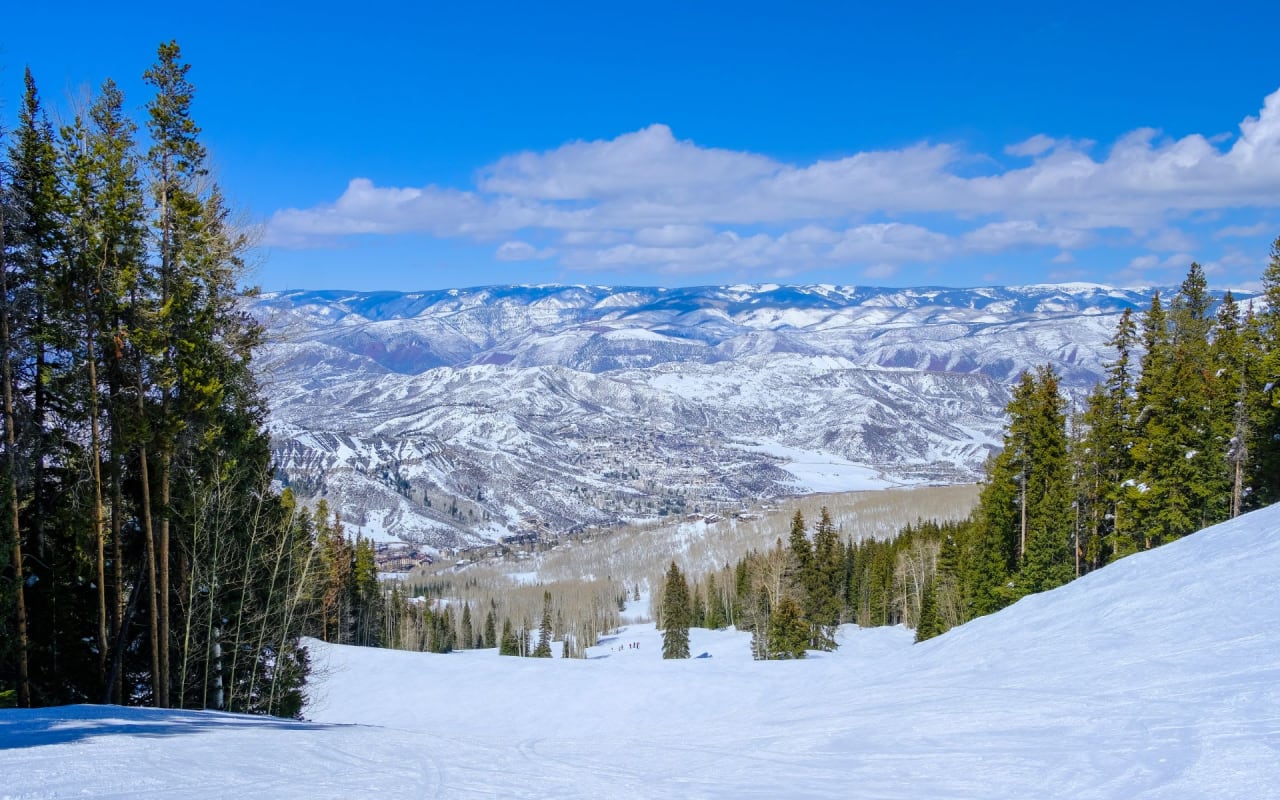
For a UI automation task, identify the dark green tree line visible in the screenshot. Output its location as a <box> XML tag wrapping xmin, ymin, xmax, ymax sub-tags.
<box><xmin>0</xmin><ymin>44</ymin><xmax>322</xmax><ymax>715</ymax></box>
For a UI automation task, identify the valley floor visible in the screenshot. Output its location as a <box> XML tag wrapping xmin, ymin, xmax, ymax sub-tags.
<box><xmin>3</xmin><ymin>505</ymin><xmax>1280</xmax><ymax>798</ymax></box>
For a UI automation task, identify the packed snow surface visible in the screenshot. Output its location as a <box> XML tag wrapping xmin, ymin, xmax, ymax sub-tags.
<box><xmin>4</xmin><ymin>504</ymin><xmax>1280</xmax><ymax>797</ymax></box>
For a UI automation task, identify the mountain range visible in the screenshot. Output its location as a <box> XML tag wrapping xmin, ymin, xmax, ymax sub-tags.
<box><xmin>249</xmin><ymin>282</ymin><xmax>1193</xmax><ymax>548</ymax></box>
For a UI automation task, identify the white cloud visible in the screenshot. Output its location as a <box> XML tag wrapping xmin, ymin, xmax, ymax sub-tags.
<box><xmin>1005</xmin><ymin>134</ymin><xmax>1057</xmax><ymax>157</ymax></box>
<box><xmin>863</xmin><ymin>263</ymin><xmax>900</xmax><ymax>280</ymax></box>
<box><xmin>478</xmin><ymin>124</ymin><xmax>778</xmax><ymax>201</ymax></box>
<box><xmin>962</xmin><ymin>220</ymin><xmax>1091</xmax><ymax>252</ymax></box>
<box><xmin>495</xmin><ymin>241</ymin><xmax>549</xmax><ymax>261</ymax></box>
<box><xmin>265</xmin><ymin>87</ymin><xmax>1280</xmax><ymax>277</ymax></box>
<box><xmin>1145</xmin><ymin>228</ymin><xmax>1198</xmax><ymax>253</ymax></box>
<box><xmin>1214</xmin><ymin>221</ymin><xmax>1272</xmax><ymax>239</ymax></box>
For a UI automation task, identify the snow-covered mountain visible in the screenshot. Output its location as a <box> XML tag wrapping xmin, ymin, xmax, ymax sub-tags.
<box><xmin>3</xmin><ymin>502</ymin><xmax>1277</xmax><ymax>798</ymax></box>
<box><xmin>250</xmin><ymin>283</ymin><xmax>1175</xmax><ymax>547</ymax></box>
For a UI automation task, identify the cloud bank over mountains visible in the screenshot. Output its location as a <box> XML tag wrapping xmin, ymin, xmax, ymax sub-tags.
<box><xmin>268</xmin><ymin>88</ymin><xmax>1280</xmax><ymax>285</ymax></box>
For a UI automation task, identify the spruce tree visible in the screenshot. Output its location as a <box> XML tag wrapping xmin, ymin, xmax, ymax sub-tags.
<box><xmin>914</xmin><ymin>580</ymin><xmax>942</xmax><ymax>643</ymax></box>
<box><xmin>0</xmin><ymin>48</ymin><xmax>313</xmax><ymax>714</ymax></box>
<box><xmin>532</xmin><ymin>591</ymin><xmax>553</xmax><ymax>657</ymax></box>
<box><xmin>460</xmin><ymin>603</ymin><xmax>473</xmax><ymax>651</ymax></box>
<box><xmin>804</xmin><ymin>507</ymin><xmax>842</xmax><ymax>650</ymax></box>
<box><xmin>483</xmin><ymin>607</ymin><xmax>496</xmax><ymax>649</ymax></box>
<box><xmin>766</xmin><ymin>595</ymin><xmax>808</xmax><ymax>659</ymax></box>
<box><xmin>1126</xmin><ymin>266</ymin><xmax>1225</xmax><ymax>550</ymax></box>
<box><xmin>1252</xmin><ymin>237</ymin><xmax>1280</xmax><ymax>505</ymax></box>
<box><xmin>660</xmin><ymin>561</ymin><xmax>691</xmax><ymax>659</ymax></box>
<box><xmin>499</xmin><ymin>618</ymin><xmax>519</xmax><ymax>656</ymax></box>
<box><xmin>969</xmin><ymin>367</ymin><xmax>1072</xmax><ymax>609</ymax></box>
<box><xmin>1015</xmin><ymin>366</ymin><xmax>1073</xmax><ymax>594</ymax></box>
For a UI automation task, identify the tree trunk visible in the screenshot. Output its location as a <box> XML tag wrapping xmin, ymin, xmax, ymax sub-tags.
<box><xmin>109</xmin><ymin>372</ymin><xmax>125</xmax><ymax>705</ymax></box>
<box><xmin>159</xmin><ymin>452</ymin><xmax>171</xmax><ymax>707</ymax></box>
<box><xmin>0</xmin><ymin>198</ymin><xmax>31</xmax><ymax>707</ymax></box>
<box><xmin>87</xmin><ymin>315</ymin><xmax>108</xmax><ymax>685</ymax></box>
<box><xmin>135</xmin><ymin>349</ymin><xmax>162</xmax><ymax>705</ymax></box>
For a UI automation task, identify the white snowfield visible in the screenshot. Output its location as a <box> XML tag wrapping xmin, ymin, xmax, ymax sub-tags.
<box><xmin>3</xmin><ymin>503</ymin><xmax>1279</xmax><ymax>798</ymax></box>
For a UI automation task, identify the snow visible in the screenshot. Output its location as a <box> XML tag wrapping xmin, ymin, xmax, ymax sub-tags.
<box><xmin>4</xmin><ymin>503</ymin><xmax>1280</xmax><ymax>797</ymax></box>
<box><xmin>734</xmin><ymin>438</ymin><xmax>903</xmax><ymax>492</ymax></box>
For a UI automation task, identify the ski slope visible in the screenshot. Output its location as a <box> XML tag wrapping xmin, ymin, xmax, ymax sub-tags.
<box><xmin>3</xmin><ymin>504</ymin><xmax>1279</xmax><ymax>798</ymax></box>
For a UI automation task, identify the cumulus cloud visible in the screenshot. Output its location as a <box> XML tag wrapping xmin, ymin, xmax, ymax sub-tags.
<box><xmin>265</xmin><ymin>87</ymin><xmax>1280</xmax><ymax>278</ymax></box>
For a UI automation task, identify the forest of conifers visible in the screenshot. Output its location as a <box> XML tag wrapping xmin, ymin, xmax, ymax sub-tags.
<box><xmin>668</xmin><ymin>252</ymin><xmax>1280</xmax><ymax>655</ymax></box>
<box><xmin>0</xmin><ymin>44</ymin><xmax>380</xmax><ymax>714</ymax></box>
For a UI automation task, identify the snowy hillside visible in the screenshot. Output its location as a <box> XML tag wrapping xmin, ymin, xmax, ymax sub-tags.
<box><xmin>252</xmin><ymin>282</ymin><xmax>1198</xmax><ymax>546</ymax></box>
<box><xmin>3</xmin><ymin>502</ymin><xmax>1277</xmax><ymax>798</ymax></box>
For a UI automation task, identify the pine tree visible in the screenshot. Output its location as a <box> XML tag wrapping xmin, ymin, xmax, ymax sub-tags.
<box><xmin>703</xmin><ymin>572</ymin><xmax>726</xmax><ymax>629</ymax></box>
<box><xmin>765</xmin><ymin>595</ymin><xmax>807</xmax><ymax>659</ymax></box>
<box><xmin>352</xmin><ymin>538</ymin><xmax>381</xmax><ymax>646</ymax></box>
<box><xmin>532</xmin><ymin>591</ymin><xmax>553</xmax><ymax>657</ymax></box>
<box><xmin>1125</xmin><ymin>266</ymin><xmax>1226</xmax><ymax>550</ymax></box>
<box><xmin>1015</xmin><ymin>366</ymin><xmax>1073</xmax><ymax>594</ymax></box>
<box><xmin>0</xmin><ymin>48</ymin><xmax>314</xmax><ymax>714</ymax></box>
<box><xmin>660</xmin><ymin>561</ymin><xmax>691</xmax><ymax>659</ymax></box>
<box><xmin>914</xmin><ymin>580</ymin><xmax>942</xmax><ymax>643</ymax></box>
<box><xmin>499</xmin><ymin>617</ymin><xmax>519</xmax><ymax>656</ymax></box>
<box><xmin>968</xmin><ymin>367</ymin><xmax>1072</xmax><ymax>609</ymax></box>
<box><xmin>0</xmin><ymin>110</ymin><xmax>32</xmax><ymax>708</ymax></box>
<box><xmin>1252</xmin><ymin>237</ymin><xmax>1280</xmax><ymax>505</ymax></box>
<box><xmin>1077</xmin><ymin>307</ymin><xmax>1138</xmax><ymax>567</ymax></box>
<box><xmin>483</xmin><ymin>607</ymin><xmax>497</xmax><ymax>649</ymax></box>
<box><xmin>459</xmin><ymin>604</ymin><xmax>473</xmax><ymax>651</ymax></box>
<box><xmin>1212</xmin><ymin>292</ymin><xmax>1251</xmax><ymax>519</ymax></box>
<box><xmin>804</xmin><ymin>507</ymin><xmax>842</xmax><ymax>650</ymax></box>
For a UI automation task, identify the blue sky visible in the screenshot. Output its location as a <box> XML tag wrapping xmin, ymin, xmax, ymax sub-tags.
<box><xmin>4</xmin><ymin>1</ymin><xmax>1280</xmax><ymax>292</ymax></box>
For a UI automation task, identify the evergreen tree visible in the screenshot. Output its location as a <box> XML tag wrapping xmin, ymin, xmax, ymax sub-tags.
<box><xmin>803</xmin><ymin>507</ymin><xmax>842</xmax><ymax>650</ymax></box>
<box><xmin>1126</xmin><ymin>266</ymin><xmax>1226</xmax><ymax>550</ymax></box>
<box><xmin>0</xmin><ymin>104</ymin><xmax>32</xmax><ymax>708</ymax></box>
<box><xmin>532</xmin><ymin>591</ymin><xmax>553</xmax><ymax>657</ymax></box>
<box><xmin>914</xmin><ymin>580</ymin><xmax>942</xmax><ymax>643</ymax></box>
<box><xmin>765</xmin><ymin>595</ymin><xmax>807</xmax><ymax>659</ymax></box>
<box><xmin>499</xmin><ymin>617</ymin><xmax>519</xmax><ymax>656</ymax></box>
<box><xmin>969</xmin><ymin>367</ymin><xmax>1072</xmax><ymax>610</ymax></box>
<box><xmin>660</xmin><ymin>561</ymin><xmax>691</xmax><ymax>659</ymax></box>
<box><xmin>483</xmin><ymin>607</ymin><xmax>497</xmax><ymax>649</ymax></box>
<box><xmin>0</xmin><ymin>48</ymin><xmax>313</xmax><ymax>715</ymax></box>
<box><xmin>1077</xmin><ymin>307</ymin><xmax>1138</xmax><ymax>566</ymax></box>
<box><xmin>703</xmin><ymin>572</ymin><xmax>726</xmax><ymax>629</ymax></box>
<box><xmin>1212</xmin><ymin>292</ymin><xmax>1252</xmax><ymax>519</ymax></box>
<box><xmin>460</xmin><ymin>603</ymin><xmax>473</xmax><ymax>651</ymax></box>
<box><xmin>351</xmin><ymin>537</ymin><xmax>382</xmax><ymax>646</ymax></box>
<box><xmin>786</xmin><ymin>509</ymin><xmax>810</xmax><ymax>587</ymax></box>
<box><xmin>1015</xmin><ymin>366</ymin><xmax>1073</xmax><ymax>594</ymax></box>
<box><xmin>1252</xmin><ymin>237</ymin><xmax>1280</xmax><ymax>505</ymax></box>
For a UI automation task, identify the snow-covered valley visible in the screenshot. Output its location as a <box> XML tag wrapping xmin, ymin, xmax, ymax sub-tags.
<box><xmin>253</xmin><ymin>283</ymin><xmax>1188</xmax><ymax>548</ymax></box>
<box><xmin>4</xmin><ymin>501</ymin><xmax>1277</xmax><ymax>798</ymax></box>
